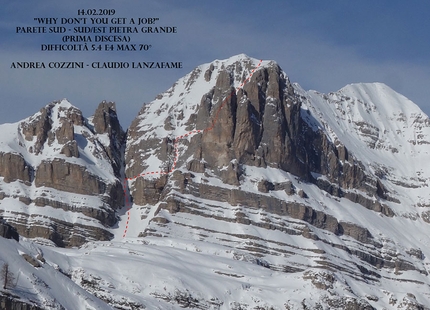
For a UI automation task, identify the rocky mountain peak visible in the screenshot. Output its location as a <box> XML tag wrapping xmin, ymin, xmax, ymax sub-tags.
<box><xmin>0</xmin><ymin>99</ymin><xmax>124</xmax><ymax>247</ymax></box>
<box><xmin>19</xmin><ymin>99</ymin><xmax>83</xmax><ymax>157</ymax></box>
<box><xmin>92</xmin><ymin>101</ymin><xmax>120</xmax><ymax>135</ymax></box>
<box><xmin>123</xmin><ymin>56</ymin><xmax>430</xmax><ymax>303</ymax></box>
<box><xmin>127</xmin><ymin>55</ymin><xmax>384</xmax><ymax>204</ymax></box>
<box><xmin>91</xmin><ymin>101</ymin><xmax>125</xmax><ymax>176</ymax></box>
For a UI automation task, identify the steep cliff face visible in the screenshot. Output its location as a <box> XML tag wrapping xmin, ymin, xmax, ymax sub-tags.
<box><xmin>126</xmin><ymin>55</ymin><xmax>388</xmax><ymax>206</ymax></box>
<box><xmin>123</xmin><ymin>54</ymin><xmax>430</xmax><ymax>308</ymax></box>
<box><xmin>0</xmin><ymin>100</ymin><xmax>125</xmax><ymax>247</ymax></box>
<box><xmin>0</xmin><ymin>217</ymin><xmax>19</xmax><ymax>241</ymax></box>
<box><xmin>91</xmin><ymin>101</ymin><xmax>126</xmax><ymax>176</ymax></box>
<box><xmin>126</xmin><ymin>55</ymin><xmax>392</xmax><ymax>233</ymax></box>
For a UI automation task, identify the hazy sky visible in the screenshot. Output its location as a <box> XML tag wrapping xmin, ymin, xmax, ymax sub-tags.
<box><xmin>1</xmin><ymin>0</ymin><xmax>429</xmax><ymax>128</ymax></box>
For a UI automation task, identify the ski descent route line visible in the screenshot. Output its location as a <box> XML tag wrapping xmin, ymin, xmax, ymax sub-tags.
<box><xmin>122</xmin><ymin>60</ymin><xmax>263</xmax><ymax>238</ymax></box>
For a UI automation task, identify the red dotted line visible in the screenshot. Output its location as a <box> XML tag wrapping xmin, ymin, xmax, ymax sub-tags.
<box><xmin>122</xmin><ymin>60</ymin><xmax>263</xmax><ymax>238</ymax></box>
<box><xmin>122</xmin><ymin>208</ymin><xmax>130</xmax><ymax>238</ymax></box>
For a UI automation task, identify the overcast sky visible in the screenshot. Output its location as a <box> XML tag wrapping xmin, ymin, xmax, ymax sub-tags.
<box><xmin>1</xmin><ymin>0</ymin><xmax>429</xmax><ymax>128</ymax></box>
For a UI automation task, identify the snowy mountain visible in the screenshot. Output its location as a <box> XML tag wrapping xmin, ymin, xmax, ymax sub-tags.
<box><xmin>1</xmin><ymin>54</ymin><xmax>430</xmax><ymax>309</ymax></box>
<box><xmin>0</xmin><ymin>100</ymin><xmax>125</xmax><ymax>247</ymax></box>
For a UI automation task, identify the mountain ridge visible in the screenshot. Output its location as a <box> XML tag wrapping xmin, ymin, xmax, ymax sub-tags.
<box><xmin>0</xmin><ymin>54</ymin><xmax>430</xmax><ymax>309</ymax></box>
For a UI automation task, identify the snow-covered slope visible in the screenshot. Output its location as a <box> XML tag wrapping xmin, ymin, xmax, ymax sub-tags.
<box><xmin>1</xmin><ymin>234</ymin><xmax>428</xmax><ymax>310</ymax></box>
<box><xmin>0</xmin><ymin>237</ymin><xmax>111</xmax><ymax>309</ymax></box>
<box><xmin>297</xmin><ymin>82</ymin><xmax>430</xmax><ymax>213</ymax></box>
<box><xmin>300</xmin><ymin>82</ymin><xmax>430</xmax><ymax>178</ymax></box>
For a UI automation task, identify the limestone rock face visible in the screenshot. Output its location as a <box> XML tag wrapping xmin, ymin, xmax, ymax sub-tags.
<box><xmin>0</xmin><ymin>217</ymin><xmax>19</xmax><ymax>241</ymax></box>
<box><xmin>0</xmin><ymin>99</ymin><xmax>124</xmax><ymax>247</ymax></box>
<box><xmin>193</xmin><ymin>63</ymin><xmax>311</xmax><ymax>180</ymax></box>
<box><xmin>92</xmin><ymin>101</ymin><xmax>126</xmax><ymax>176</ymax></box>
<box><xmin>36</xmin><ymin>159</ymin><xmax>108</xmax><ymax>196</ymax></box>
<box><xmin>60</xmin><ymin>140</ymin><xmax>79</xmax><ymax>157</ymax></box>
<box><xmin>20</xmin><ymin>101</ymin><xmax>84</xmax><ymax>156</ymax></box>
<box><xmin>20</xmin><ymin>105</ymin><xmax>51</xmax><ymax>155</ymax></box>
<box><xmin>0</xmin><ymin>152</ymin><xmax>32</xmax><ymax>183</ymax></box>
<box><xmin>127</xmin><ymin>55</ymin><xmax>387</xmax><ymax>207</ymax></box>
